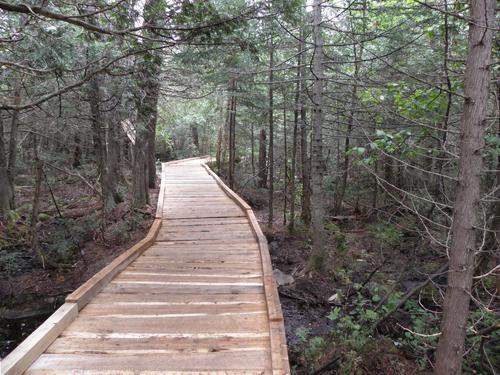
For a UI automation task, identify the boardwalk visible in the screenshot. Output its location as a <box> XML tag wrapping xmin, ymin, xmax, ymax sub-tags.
<box><xmin>2</xmin><ymin>158</ymin><xmax>290</xmax><ymax>375</ymax></box>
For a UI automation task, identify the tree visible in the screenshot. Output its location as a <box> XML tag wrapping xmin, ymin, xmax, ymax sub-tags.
<box><xmin>308</xmin><ymin>0</ymin><xmax>326</xmax><ymax>270</ymax></box>
<box><xmin>433</xmin><ymin>0</ymin><xmax>496</xmax><ymax>373</ymax></box>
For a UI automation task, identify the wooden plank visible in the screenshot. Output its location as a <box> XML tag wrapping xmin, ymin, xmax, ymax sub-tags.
<box><xmin>2</xmin><ymin>303</ymin><xmax>78</xmax><ymax>375</ymax></box>
<box><xmin>120</xmin><ymin>267</ymin><xmax>262</xmax><ymax>280</ymax></box>
<box><xmin>115</xmin><ymin>272</ymin><xmax>262</xmax><ymax>283</ymax></box>
<box><xmin>46</xmin><ymin>336</ymin><xmax>270</xmax><ymax>354</ymax></box>
<box><xmin>136</xmin><ymin>254</ymin><xmax>261</xmax><ymax>263</ymax></box>
<box><xmin>127</xmin><ymin>261</ymin><xmax>263</xmax><ymax>272</ymax></box>
<box><xmin>80</xmin><ymin>300</ymin><xmax>266</xmax><ymax>316</ymax></box>
<box><xmin>157</xmin><ymin>231</ymin><xmax>255</xmax><ymax>242</ymax></box>
<box><xmin>158</xmin><ymin>223</ymin><xmax>251</xmax><ymax>230</ymax></box>
<box><xmin>90</xmin><ymin>292</ymin><xmax>266</xmax><ymax>305</ymax></box>
<box><xmin>102</xmin><ymin>282</ymin><xmax>264</xmax><ymax>295</ymax></box>
<box><xmin>64</xmin><ymin>313</ymin><xmax>269</xmax><ymax>334</ymax></box>
<box><xmin>26</xmin><ymin>352</ymin><xmax>271</xmax><ymax>373</ymax></box>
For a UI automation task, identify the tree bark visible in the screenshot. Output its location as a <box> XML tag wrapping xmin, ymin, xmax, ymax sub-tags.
<box><xmin>30</xmin><ymin>135</ymin><xmax>45</xmax><ymax>268</ymax></box>
<box><xmin>308</xmin><ymin>0</ymin><xmax>326</xmax><ymax>271</ymax></box>
<box><xmin>228</xmin><ymin>78</ymin><xmax>236</xmax><ymax>189</ymax></box>
<box><xmin>300</xmin><ymin>91</ymin><xmax>311</xmax><ymax>225</ymax></box>
<box><xmin>334</xmin><ymin>6</ymin><xmax>364</xmax><ymax>214</ymax></box>
<box><xmin>191</xmin><ymin>125</ymin><xmax>200</xmax><ymax>152</ymax></box>
<box><xmin>258</xmin><ymin>128</ymin><xmax>267</xmax><ymax>188</ymax></box>
<box><xmin>268</xmin><ymin>24</ymin><xmax>275</xmax><ymax>228</ymax></box>
<box><xmin>147</xmin><ymin>95</ymin><xmax>159</xmax><ymax>189</ymax></box>
<box><xmin>89</xmin><ymin>75</ymin><xmax>117</xmax><ymax>212</ymax></box>
<box><xmin>289</xmin><ymin>39</ymin><xmax>301</xmax><ymax>232</ymax></box>
<box><xmin>283</xmin><ymin>93</ymin><xmax>287</xmax><ymax>227</ymax></box>
<box><xmin>216</xmin><ymin>123</ymin><xmax>223</xmax><ymax>172</ymax></box>
<box><xmin>433</xmin><ymin>0</ymin><xmax>495</xmax><ymax>373</ymax></box>
<box><xmin>137</xmin><ymin>0</ymin><xmax>162</xmax><ymax>194</ymax></box>
<box><xmin>251</xmin><ymin>122</ymin><xmax>255</xmax><ymax>178</ymax></box>
<box><xmin>7</xmin><ymin>77</ymin><xmax>22</xmax><ymax>209</ymax></box>
<box><xmin>0</xmin><ymin>112</ymin><xmax>12</xmax><ymax>213</ymax></box>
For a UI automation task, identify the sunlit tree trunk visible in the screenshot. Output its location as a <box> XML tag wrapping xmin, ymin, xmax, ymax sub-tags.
<box><xmin>433</xmin><ymin>0</ymin><xmax>495</xmax><ymax>373</ymax></box>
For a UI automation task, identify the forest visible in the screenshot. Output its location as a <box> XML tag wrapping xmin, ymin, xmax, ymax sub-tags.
<box><xmin>0</xmin><ymin>0</ymin><xmax>498</xmax><ymax>374</ymax></box>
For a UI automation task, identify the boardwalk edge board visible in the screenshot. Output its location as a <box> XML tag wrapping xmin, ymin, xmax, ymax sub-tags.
<box><xmin>1</xmin><ymin>166</ymin><xmax>167</xmax><ymax>375</ymax></box>
<box><xmin>2</xmin><ymin>303</ymin><xmax>78</xmax><ymax>375</ymax></box>
<box><xmin>202</xmin><ymin>161</ymin><xmax>291</xmax><ymax>374</ymax></box>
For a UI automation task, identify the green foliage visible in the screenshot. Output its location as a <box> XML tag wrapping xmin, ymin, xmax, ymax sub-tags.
<box><xmin>368</xmin><ymin>223</ymin><xmax>402</xmax><ymax>246</ymax></box>
<box><xmin>327</xmin><ymin>307</ymin><xmax>341</xmax><ymax>321</ymax></box>
<box><xmin>305</xmin><ymin>336</ymin><xmax>327</xmax><ymax>363</ymax></box>
<box><xmin>0</xmin><ymin>250</ymin><xmax>28</xmax><ymax>275</ymax></box>
<box><xmin>296</xmin><ymin>326</ymin><xmax>311</xmax><ymax>343</ymax></box>
<box><xmin>485</xmin><ymin>135</ymin><xmax>500</xmax><ymax>157</ymax></box>
<box><xmin>335</xmin><ymin>232</ymin><xmax>348</xmax><ymax>254</ymax></box>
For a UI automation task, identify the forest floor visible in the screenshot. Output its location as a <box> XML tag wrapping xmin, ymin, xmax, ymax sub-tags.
<box><xmin>249</xmin><ymin>190</ymin><xmax>436</xmax><ymax>374</ymax></box>
<box><xmin>0</xmin><ymin>178</ymin><xmax>158</xmax><ymax>357</ymax></box>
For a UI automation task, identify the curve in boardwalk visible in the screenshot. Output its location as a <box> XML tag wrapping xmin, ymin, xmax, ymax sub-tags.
<box><xmin>2</xmin><ymin>158</ymin><xmax>290</xmax><ymax>375</ymax></box>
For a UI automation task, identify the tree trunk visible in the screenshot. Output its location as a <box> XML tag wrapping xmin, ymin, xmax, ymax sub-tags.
<box><xmin>289</xmin><ymin>66</ymin><xmax>299</xmax><ymax>231</ymax></box>
<box><xmin>433</xmin><ymin>1</ymin><xmax>495</xmax><ymax>373</ymax></box>
<box><xmin>258</xmin><ymin>128</ymin><xmax>267</xmax><ymax>188</ymax></box>
<box><xmin>334</xmin><ymin>9</ymin><xmax>364</xmax><ymax>214</ymax></box>
<box><xmin>0</xmin><ymin>113</ymin><xmax>12</xmax><ymax>213</ymax></box>
<box><xmin>191</xmin><ymin>125</ymin><xmax>199</xmax><ymax>152</ymax></box>
<box><xmin>308</xmin><ymin>0</ymin><xmax>326</xmax><ymax>271</ymax></box>
<box><xmin>138</xmin><ymin>0</ymin><xmax>163</xmax><ymax>192</ymax></box>
<box><xmin>72</xmin><ymin>133</ymin><xmax>81</xmax><ymax>168</ymax></box>
<box><xmin>216</xmin><ymin>122</ymin><xmax>223</xmax><ymax>172</ymax></box>
<box><xmin>30</xmin><ymin>135</ymin><xmax>44</xmax><ymax>268</ymax></box>
<box><xmin>7</xmin><ymin>77</ymin><xmax>22</xmax><ymax>209</ymax></box>
<box><xmin>268</xmin><ymin>24</ymin><xmax>274</xmax><ymax>228</ymax></box>
<box><xmin>283</xmin><ymin>94</ymin><xmax>287</xmax><ymax>227</ymax></box>
<box><xmin>228</xmin><ymin>78</ymin><xmax>236</xmax><ymax>189</ymax></box>
<box><xmin>290</xmin><ymin>30</ymin><xmax>304</xmax><ymax>232</ymax></box>
<box><xmin>147</xmin><ymin>95</ymin><xmax>159</xmax><ymax>189</ymax></box>
<box><xmin>300</xmin><ymin>93</ymin><xmax>311</xmax><ymax>226</ymax></box>
<box><xmin>132</xmin><ymin>126</ymin><xmax>149</xmax><ymax>207</ymax></box>
<box><xmin>107</xmin><ymin>120</ymin><xmax>120</xmax><ymax>202</ymax></box>
<box><xmin>89</xmin><ymin>75</ymin><xmax>117</xmax><ymax>212</ymax></box>
<box><xmin>251</xmin><ymin>122</ymin><xmax>255</xmax><ymax>178</ymax></box>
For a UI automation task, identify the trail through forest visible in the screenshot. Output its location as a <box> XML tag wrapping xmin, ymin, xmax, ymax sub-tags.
<box><xmin>0</xmin><ymin>0</ymin><xmax>499</xmax><ymax>374</ymax></box>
